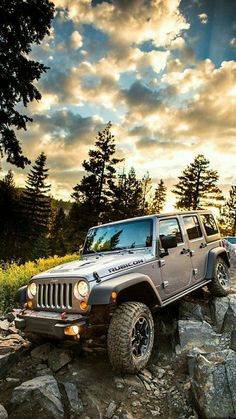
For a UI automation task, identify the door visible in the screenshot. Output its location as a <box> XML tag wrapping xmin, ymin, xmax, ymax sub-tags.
<box><xmin>182</xmin><ymin>215</ymin><xmax>208</xmax><ymax>281</ymax></box>
<box><xmin>158</xmin><ymin>217</ymin><xmax>192</xmax><ymax>296</ymax></box>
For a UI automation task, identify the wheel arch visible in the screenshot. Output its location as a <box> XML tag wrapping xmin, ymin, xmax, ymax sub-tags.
<box><xmin>88</xmin><ymin>272</ymin><xmax>162</xmax><ymax>309</ymax></box>
<box><xmin>205</xmin><ymin>247</ymin><xmax>230</xmax><ymax>280</ymax></box>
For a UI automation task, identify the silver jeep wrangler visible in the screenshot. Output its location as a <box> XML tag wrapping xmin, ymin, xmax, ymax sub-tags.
<box><xmin>15</xmin><ymin>210</ymin><xmax>230</xmax><ymax>373</ymax></box>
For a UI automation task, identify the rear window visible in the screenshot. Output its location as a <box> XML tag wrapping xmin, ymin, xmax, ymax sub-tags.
<box><xmin>159</xmin><ymin>218</ymin><xmax>183</xmax><ymax>244</ymax></box>
<box><xmin>183</xmin><ymin>216</ymin><xmax>202</xmax><ymax>240</ymax></box>
<box><xmin>200</xmin><ymin>214</ymin><xmax>219</xmax><ymax>236</ymax></box>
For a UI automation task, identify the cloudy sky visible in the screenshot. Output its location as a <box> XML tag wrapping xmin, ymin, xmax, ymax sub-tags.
<box><xmin>4</xmin><ymin>0</ymin><xmax>236</xmax><ymax>208</ymax></box>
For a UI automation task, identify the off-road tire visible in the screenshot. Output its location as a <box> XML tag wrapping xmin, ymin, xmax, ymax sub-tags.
<box><xmin>207</xmin><ymin>257</ymin><xmax>231</xmax><ymax>297</ymax></box>
<box><xmin>107</xmin><ymin>302</ymin><xmax>154</xmax><ymax>373</ymax></box>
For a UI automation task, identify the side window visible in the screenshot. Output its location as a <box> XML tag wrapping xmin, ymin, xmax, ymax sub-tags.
<box><xmin>183</xmin><ymin>216</ymin><xmax>202</xmax><ymax>240</ymax></box>
<box><xmin>159</xmin><ymin>218</ymin><xmax>183</xmax><ymax>245</ymax></box>
<box><xmin>200</xmin><ymin>214</ymin><xmax>219</xmax><ymax>236</ymax></box>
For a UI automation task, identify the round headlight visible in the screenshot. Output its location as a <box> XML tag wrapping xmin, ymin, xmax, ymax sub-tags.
<box><xmin>28</xmin><ymin>282</ymin><xmax>37</xmax><ymax>298</ymax></box>
<box><xmin>77</xmin><ymin>280</ymin><xmax>89</xmax><ymax>297</ymax></box>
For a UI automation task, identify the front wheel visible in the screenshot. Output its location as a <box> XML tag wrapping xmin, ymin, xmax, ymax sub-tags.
<box><xmin>107</xmin><ymin>302</ymin><xmax>154</xmax><ymax>373</ymax></box>
<box><xmin>207</xmin><ymin>257</ymin><xmax>231</xmax><ymax>297</ymax></box>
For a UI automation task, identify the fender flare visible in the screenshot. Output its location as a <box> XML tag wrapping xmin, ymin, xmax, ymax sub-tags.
<box><xmin>15</xmin><ymin>285</ymin><xmax>27</xmax><ymax>307</ymax></box>
<box><xmin>205</xmin><ymin>247</ymin><xmax>230</xmax><ymax>280</ymax></box>
<box><xmin>88</xmin><ymin>272</ymin><xmax>162</xmax><ymax>306</ymax></box>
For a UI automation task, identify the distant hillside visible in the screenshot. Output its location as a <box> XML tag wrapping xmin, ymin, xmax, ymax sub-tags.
<box><xmin>16</xmin><ymin>188</ymin><xmax>72</xmax><ymax>215</ymax></box>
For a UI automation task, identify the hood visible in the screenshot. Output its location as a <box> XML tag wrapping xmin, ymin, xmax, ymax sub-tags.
<box><xmin>33</xmin><ymin>250</ymin><xmax>154</xmax><ymax>282</ymax></box>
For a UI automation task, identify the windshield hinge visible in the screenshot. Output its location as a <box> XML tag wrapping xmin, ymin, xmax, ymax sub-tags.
<box><xmin>158</xmin><ymin>260</ymin><xmax>165</xmax><ymax>267</ymax></box>
<box><xmin>93</xmin><ymin>272</ymin><xmax>101</xmax><ymax>282</ymax></box>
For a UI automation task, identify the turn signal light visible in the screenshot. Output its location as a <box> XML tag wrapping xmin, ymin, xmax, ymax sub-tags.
<box><xmin>111</xmin><ymin>291</ymin><xmax>117</xmax><ymax>301</ymax></box>
<box><xmin>64</xmin><ymin>325</ymin><xmax>80</xmax><ymax>336</ymax></box>
<box><xmin>80</xmin><ymin>301</ymin><xmax>88</xmax><ymax>310</ymax></box>
<box><xmin>27</xmin><ymin>300</ymin><xmax>33</xmax><ymax>309</ymax></box>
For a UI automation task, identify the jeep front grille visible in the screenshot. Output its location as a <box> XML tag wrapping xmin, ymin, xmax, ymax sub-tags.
<box><xmin>37</xmin><ymin>283</ymin><xmax>73</xmax><ymax>309</ymax></box>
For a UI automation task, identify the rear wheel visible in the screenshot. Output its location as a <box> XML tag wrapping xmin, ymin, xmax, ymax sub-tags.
<box><xmin>207</xmin><ymin>257</ymin><xmax>231</xmax><ymax>297</ymax></box>
<box><xmin>107</xmin><ymin>302</ymin><xmax>154</xmax><ymax>373</ymax></box>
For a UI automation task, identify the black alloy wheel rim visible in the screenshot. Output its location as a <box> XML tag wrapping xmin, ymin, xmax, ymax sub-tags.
<box><xmin>131</xmin><ymin>316</ymin><xmax>151</xmax><ymax>358</ymax></box>
<box><xmin>217</xmin><ymin>262</ymin><xmax>230</xmax><ymax>289</ymax></box>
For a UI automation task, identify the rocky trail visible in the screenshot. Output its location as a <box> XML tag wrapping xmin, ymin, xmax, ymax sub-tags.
<box><xmin>0</xmin><ymin>259</ymin><xmax>236</xmax><ymax>419</ymax></box>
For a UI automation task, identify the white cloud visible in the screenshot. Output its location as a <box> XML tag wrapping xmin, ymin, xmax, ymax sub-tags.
<box><xmin>198</xmin><ymin>13</ymin><xmax>208</xmax><ymax>24</ymax></box>
<box><xmin>69</xmin><ymin>31</ymin><xmax>83</xmax><ymax>49</ymax></box>
<box><xmin>170</xmin><ymin>36</ymin><xmax>185</xmax><ymax>49</ymax></box>
<box><xmin>54</xmin><ymin>0</ymin><xmax>189</xmax><ymax>48</ymax></box>
<box><xmin>230</xmin><ymin>37</ymin><xmax>236</xmax><ymax>48</ymax></box>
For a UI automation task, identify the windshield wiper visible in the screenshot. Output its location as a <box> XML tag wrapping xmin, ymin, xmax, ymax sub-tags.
<box><xmin>84</xmin><ymin>250</ymin><xmax>104</xmax><ymax>256</ymax></box>
<box><xmin>113</xmin><ymin>248</ymin><xmax>134</xmax><ymax>253</ymax></box>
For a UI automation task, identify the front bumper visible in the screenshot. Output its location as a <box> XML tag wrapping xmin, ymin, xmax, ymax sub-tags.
<box><xmin>15</xmin><ymin>309</ymin><xmax>87</xmax><ymax>339</ymax></box>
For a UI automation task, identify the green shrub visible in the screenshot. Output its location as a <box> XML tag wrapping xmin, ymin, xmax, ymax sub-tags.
<box><xmin>0</xmin><ymin>254</ymin><xmax>80</xmax><ymax>314</ymax></box>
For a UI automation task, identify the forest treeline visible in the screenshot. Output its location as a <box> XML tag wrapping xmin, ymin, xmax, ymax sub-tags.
<box><xmin>0</xmin><ymin>122</ymin><xmax>236</xmax><ymax>263</ymax></box>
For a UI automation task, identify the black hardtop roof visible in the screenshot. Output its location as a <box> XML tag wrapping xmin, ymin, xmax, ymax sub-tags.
<box><xmin>90</xmin><ymin>210</ymin><xmax>213</xmax><ymax>229</ymax></box>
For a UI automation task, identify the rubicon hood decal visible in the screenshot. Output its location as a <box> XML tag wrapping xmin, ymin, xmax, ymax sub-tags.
<box><xmin>108</xmin><ymin>259</ymin><xmax>144</xmax><ymax>273</ymax></box>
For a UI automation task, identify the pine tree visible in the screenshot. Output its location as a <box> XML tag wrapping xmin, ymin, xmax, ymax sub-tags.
<box><xmin>22</xmin><ymin>152</ymin><xmax>51</xmax><ymax>258</ymax></box>
<box><xmin>50</xmin><ymin>207</ymin><xmax>67</xmax><ymax>256</ymax></box>
<box><xmin>0</xmin><ymin>0</ymin><xmax>54</xmax><ymax>167</ymax></box>
<box><xmin>112</xmin><ymin>167</ymin><xmax>143</xmax><ymax>220</ymax></box>
<box><xmin>0</xmin><ymin>171</ymin><xmax>19</xmax><ymax>260</ymax></box>
<box><xmin>221</xmin><ymin>186</ymin><xmax>236</xmax><ymax>236</ymax></box>
<box><xmin>149</xmin><ymin>179</ymin><xmax>167</xmax><ymax>214</ymax></box>
<box><xmin>32</xmin><ymin>236</ymin><xmax>50</xmax><ymax>260</ymax></box>
<box><xmin>65</xmin><ymin>202</ymin><xmax>84</xmax><ymax>252</ymax></box>
<box><xmin>71</xmin><ymin>122</ymin><xmax>122</xmax><ymax>238</ymax></box>
<box><xmin>172</xmin><ymin>154</ymin><xmax>223</xmax><ymax>210</ymax></box>
<box><xmin>140</xmin><ymin>172</ymin><xmax>152</xmax><ymax>214</ymax></box>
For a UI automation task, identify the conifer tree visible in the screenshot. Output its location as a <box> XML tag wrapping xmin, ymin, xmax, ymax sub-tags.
<box><xmin>140</xmin><ymin>172</ymin><xmax>152</xmax><ymax>214</ymax></box>
<box><xmin>71</xmin><ymin>122</ymin><xmax>122</xmax><ymax>240</ymax></box>
<box><xmin>172</xmin><ymin>154</ymin><xmax>223</xmax><ymax>210</ymax></box>
<box><xmin>112</xmin><ymin>167</ymin><xmax>143</xmax><ymax>220</ymax></box>
<box><xmin>22</xmin><ymin>152</ymin><xmax>51</xmax><ymax>257</ymax></box>
<box><xmin>221</xmin><ymin>186</ymin><xmax>236</xmax><ymax>236</ymax></box>
<box><xmin>0</xmin><ymin>170</ymin><xmax>22</xmax><ymax>260</ymax></box>
<box><xmin>149</xmin><ymin>179</ymin><xmax>167</xmax><ymax>214</ymax></box>
<box><xmin>0</xmin><ymin>0</ymin><xmax>54</xmax><ymax>167</ymax></box>
<box><xmin>65</xmin><ymin>202</ymin><xmax>84</xmax><ymax>252</ymax></box>
<box><xmin>23</xmin><ymin>152</ymin><xmax>51</xmax><ymax>229</ymax></box>
<box><xmin>50</xmin><ymin>207</ymin><xmax>67</xmax><ymax>256</ymax></box>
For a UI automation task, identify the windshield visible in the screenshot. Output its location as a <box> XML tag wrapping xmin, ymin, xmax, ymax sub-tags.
<box><xmin>83</xmin><ymin>219</ymin><xmax>153</xmax><ymax>254</ymax></box>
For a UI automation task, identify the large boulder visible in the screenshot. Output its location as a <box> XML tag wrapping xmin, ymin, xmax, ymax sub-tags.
<box><xmin>0</xmin><ymin>353</ymin><xmax>17</xmax><ymax>378</ymax></box>
<box><xmin>191</xmin><ymin>349</ymin><xmax>236</xmax><ymax>419</ymax></box>
<box><xmin>178</xmin><ymin>320</ymin><xmax>221</xmax><ymax>352</ymax></box>
<box><xmin>211</xmin><ymin>297</ymin><xmax>229</xmax><ymax>332</ymax></box>
<box><xmin>0</xmin><ymin>404</ymin><xmax>8</xmax><ymax>419</ymax></box>
<box><xmin>31</xmin><ymin>343</ymin><xmax>52</xmax><ymax>362</ymax></box>
<box><xmin>0</xmin><ymin>321</ymin><xmax>9</xmax><ymax>333</ymax></box>
<box><xmin>11</xmin><ymin>375</ymin><xmax>64</xmax><ymax>418</ymax></box>
<box><xmin>178</xmin><ymin>300</ymin><xmax>204</xmax><ymax>321</ymax></box>
<box><xmin>62</xmin><ymin>382</ymin><xmax>83</xmax><ymax>415</ymax></box>
<box><xmin>0</xmin><ymin>354</ymin><xmax>11</xmax><ymax>371</ymax></box>
<box><xmin>48</xmin><ymin>348</ymin><xmax>73</xmax><ymax>372</ymax></box>
<box><xmin>211</xmin><ymin>294</ymin><xmax>236</xmax><ymax>333</ymax></box>
<box><xmin>223</xmin><ymin>295</ymin><xmax>236</xmax><ymax>332</ymax></box>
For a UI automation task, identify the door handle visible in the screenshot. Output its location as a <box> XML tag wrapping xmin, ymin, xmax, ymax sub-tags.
<box><xmin>200</xmin><ymin>243</ymin><xmax>207</xmax><ymax>248</ymax></box>
<box><xmin>180</xmin><ymin>248</ymin><xmax>190</xmax><ymax>255</ymax></box>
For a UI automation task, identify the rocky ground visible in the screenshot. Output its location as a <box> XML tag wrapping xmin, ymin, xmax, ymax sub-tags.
<box><xmin>0</xmin><ymin>258</ymin><xmax>236</xmax><ymax>419</ymax></box>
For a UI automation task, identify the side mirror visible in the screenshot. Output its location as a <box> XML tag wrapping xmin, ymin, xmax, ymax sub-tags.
<box><xmin>160</xmin><ymin>234</ymin><xmax>178</xmax><ymax>251</ymax></box>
